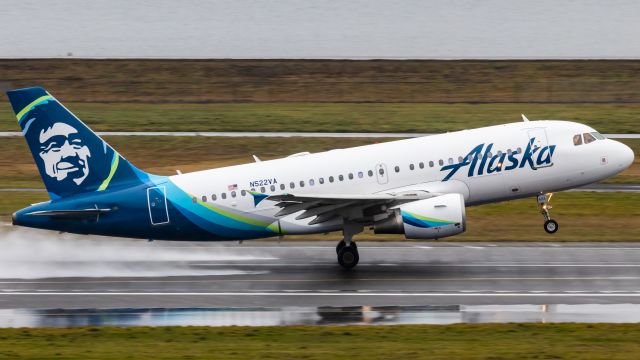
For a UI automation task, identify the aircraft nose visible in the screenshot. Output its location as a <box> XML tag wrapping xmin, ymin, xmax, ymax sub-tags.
<box><xmin>615</xmin><ymin>141</ymin><xmax>634</xmax><ymax>169</ymax></box>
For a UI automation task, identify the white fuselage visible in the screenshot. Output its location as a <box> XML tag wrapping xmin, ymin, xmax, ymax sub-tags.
<box><xmin>170</xmin><ymin>120</ymin><xmax>634</xmax><ymax>235</ymax></box>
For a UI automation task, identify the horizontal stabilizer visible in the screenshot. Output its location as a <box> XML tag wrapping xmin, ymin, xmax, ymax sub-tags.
<box><xmin>26</xmin><ymin>208</ymin><xmax>112</xmax><ymax>218</ymax></box>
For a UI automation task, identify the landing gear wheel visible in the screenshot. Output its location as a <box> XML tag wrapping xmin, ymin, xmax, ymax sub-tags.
<box><xmin>336</xmin><ymin>239</ymin><xmax>357</xmax><ymax>254</ymax></box>
<box><xmin>537</xmin><ymin>193</ymin><xmax>559</xmax><ymax>234</ymax></box>
<box><xmin>337</xmin><ymin>245</ymin><xmax>359</xmax><ymax>269</ymax></box>
<box><xmin>544</xmin><ymin>219</ymin><xmax>558</xmax><ymax>234</ymax></box>
<box><xmin>336</xmin><ymin>240</ymin><xmax>345</xmax><ymax>254</ymax></box>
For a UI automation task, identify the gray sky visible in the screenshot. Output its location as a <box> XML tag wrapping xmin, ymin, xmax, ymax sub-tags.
<box><xmin>1</xmin><ymin>0</ymin><xmax>639</xmax><ymax>58</ymax></box>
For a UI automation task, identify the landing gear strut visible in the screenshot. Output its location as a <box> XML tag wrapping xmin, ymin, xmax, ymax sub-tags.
<box><xmin>537</xmin><ymin>193</ymin><xmax>558</xmax><ymax>234</ymax></box>
<box><xmin>336</xmin><ymin>221</ymin><xmax>363</xmax><ymax>269</ymax></box>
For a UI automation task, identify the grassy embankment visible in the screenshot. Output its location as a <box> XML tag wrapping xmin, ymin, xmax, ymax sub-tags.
<box><xmin>2</xmin><ymin>102</ymin><xmax>640</xmax><ymax>133</ymax></box>
<box><xmin>2</xmin><ymin>59</ymin><xmax>640</xmax><ymax>133</ymax></box>
<box><xmin>1</xmin><ymin>324</ymin><xmax>640</xmax><ymax>359</ymax></box>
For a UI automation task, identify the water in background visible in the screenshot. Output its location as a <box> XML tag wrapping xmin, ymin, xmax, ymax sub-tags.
<box><xmin>1</xmin><ymin>0</ymin><xmax>639</xmax><ymax>59</ymax></box>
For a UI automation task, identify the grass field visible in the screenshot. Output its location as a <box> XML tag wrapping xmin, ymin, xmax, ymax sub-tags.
<box><xmin>2</xmin><ymin>102</ymin><xmax>640</xmax><ymax>133</ymax></box>
<box><xmin>2</xmin><ymin>59</ymin><xmax>640</xmax><ymax>133</ymax></box>
<box><xmin>1</xmin><ymin>324</ymin><xmax>640</xmax><ymax>359</ymax></box>
<box><xmin>3</xmin><ymin>59</ymin><xmax>640</xmax><ymax>104</ymax></box>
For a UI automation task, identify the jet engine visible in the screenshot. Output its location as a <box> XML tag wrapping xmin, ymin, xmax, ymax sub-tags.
<box><xmin>374</xmin><ymin>193</ymin><xmax>466</xmax><ymax>239</ymax></box>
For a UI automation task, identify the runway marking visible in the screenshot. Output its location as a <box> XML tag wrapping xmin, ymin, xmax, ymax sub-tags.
<box><xmin>3</xmin><ymin>292</ymin><xmax>640</xmax><ymax>297</ymax></box>
<box><xmin>1</xmin><ymin>276</ymin><xmax>640</xmax><ymax>284</ymax></box>
<box><xmin>149</xmin><ymin>246</ymin><xmax>640</xmax><ymax>250</ymax></box>
<box><xmin>189</xmin><ymin>263</ymin><xmax>640</xmax><ymax>267</ymax></box>
<box><xmin>0</xmin><ymin>276</ymin><xmax>640</xmax><ymax>284</ymax></box>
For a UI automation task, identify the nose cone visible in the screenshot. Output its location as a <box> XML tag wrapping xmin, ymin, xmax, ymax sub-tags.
<box><xmin>615</xmin><ymin>141</ymin><xmax>634</xmax><ymax>170</ymax></box>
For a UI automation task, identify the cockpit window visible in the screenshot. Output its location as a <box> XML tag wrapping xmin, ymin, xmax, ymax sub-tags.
<box><xmin>583</xmin><ymin>132</ymin><xmax>597</xmax><ymax>144</ymax></box>
<box><xmin>592</xmin><ymin>132</ymin><xmax>605</xmax><ymax>140</ymax></box>
<box><xmin>573</xmin><ymin>134</ymin><xmax>583</xmax><ymax>146</ymax></box>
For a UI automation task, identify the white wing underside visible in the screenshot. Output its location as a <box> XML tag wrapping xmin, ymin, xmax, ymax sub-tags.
<box><xmin>267</xmin><ymin>190</ymin><xmax>441</xmax><ymax>225</ymax></box>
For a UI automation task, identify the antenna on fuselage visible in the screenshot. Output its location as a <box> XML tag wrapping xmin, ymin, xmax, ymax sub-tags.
<box><xmin>521</xmin><ymin>114</ymin><xmax>530</xmax><ymax>122</ymax></box>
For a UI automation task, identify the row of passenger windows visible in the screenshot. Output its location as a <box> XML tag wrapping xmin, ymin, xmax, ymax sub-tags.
<box><xmin>196</xmin><ymin>147</ymin><xmax>523</xmax><ymax>203</ymax></box>
<box><xmin>573</xmin><ymin>132</ymin><xmax>605</xmax><ymax>146</ymax></box>
<box><xmin>392</xmin><ymin>147</ymin><xmax>523</xmax><ymax>173</ymax></box>
<box><xmin>197</xmin><ymin>170</ymin><xmax>376</xmax><ymax>203</ymax></box>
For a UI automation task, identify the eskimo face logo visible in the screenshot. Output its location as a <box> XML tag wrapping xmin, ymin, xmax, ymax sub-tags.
<box><xmin>440</xmin><ymin>138</ymin><xmax>556</xmax><ymax>181</ymax></box>
<box><xmin>38</xmin><ymin>122</ymin><xmax>91</xmax><ymax>185</ymax></box>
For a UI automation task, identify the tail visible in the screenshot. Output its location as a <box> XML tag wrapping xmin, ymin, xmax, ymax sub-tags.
<box><xmin>7</xmin><ymin>86</ymin><xmax>150</xmax><ymax>199</ymax></box>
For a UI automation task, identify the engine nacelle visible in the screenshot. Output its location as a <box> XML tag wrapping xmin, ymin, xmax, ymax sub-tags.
<box><xmin>374</xmin><ymin>193</ymin><xmax>466</xmax><ymax>239</ymax></box>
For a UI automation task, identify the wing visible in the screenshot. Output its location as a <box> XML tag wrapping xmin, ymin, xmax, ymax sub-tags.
<box><xmin>267</xmin><ymin>190</ymin><xmax>439</xmax><ymax>225</ymax></box>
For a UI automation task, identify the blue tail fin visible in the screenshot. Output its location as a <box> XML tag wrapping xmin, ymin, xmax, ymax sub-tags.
<box><xmin>7</xmin><ymin>87</ymin><xmax>149</xmax><ymax>199</ymax></box>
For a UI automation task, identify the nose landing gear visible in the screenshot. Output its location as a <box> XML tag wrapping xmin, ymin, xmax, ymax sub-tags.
<box><xmin>537</xmin><ymin>193</ymin><xmax>559</xmax><ymax>234</ymax></box>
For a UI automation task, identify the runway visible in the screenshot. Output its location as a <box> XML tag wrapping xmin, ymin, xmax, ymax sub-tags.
<box><xmin>2</xmin><ymin>236</ymin><xmax>640</xmax><ymax>309</ymax></box>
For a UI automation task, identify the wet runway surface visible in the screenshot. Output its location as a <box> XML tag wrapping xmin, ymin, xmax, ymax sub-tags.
<box><xmin>2</xmin><ymin>235</ymin><xmax>640</xmax><ymax>311</ymax></box>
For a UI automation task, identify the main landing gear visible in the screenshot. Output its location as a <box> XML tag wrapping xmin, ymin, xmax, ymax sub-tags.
<box><xmin>336</xmin><ymin>221</ymin><xmax>363</xmax><ymax>269</ymax></box>
<box><xmin>537</xmin><ymin>193</ymin><xmax>559</xmax><ymax>234</ymax></box>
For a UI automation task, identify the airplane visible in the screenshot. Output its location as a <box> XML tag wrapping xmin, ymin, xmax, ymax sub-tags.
<box><xmin>7</xmin><ymin>87</ymin><xmax>635</xmax><ymax>268</ymax></box>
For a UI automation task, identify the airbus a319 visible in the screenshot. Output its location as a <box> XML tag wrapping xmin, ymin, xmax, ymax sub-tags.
<box><xmin>8</xmin><ymin>87</ymin><xmax>634</xmax><ymax>268</ymax></box>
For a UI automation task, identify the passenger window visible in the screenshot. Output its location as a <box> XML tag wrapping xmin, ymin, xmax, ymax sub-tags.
<box><xmin>448</xmin><ymin>158</ymin><xmax>454</xmax><ymax>165</ymax></box>
<box><xmin>260</xmin><ymin>187</ymin><xmax>265</xmax><ymax>193</ymax></box>
<box><xmin>458</xmin><ymin>156</ymin><xmax>463</xmax><ymax>163</ymax></box>
<box><xmin>339</xmin><ymin>175</ymin><xmax>344</xmax><ymax>181</ymax></box>
<box><xmin>319</xmin><ymin>177</ymin><xmax>325</xmax><ymax>184</ymax></box>
<box><xmin>517</xmin><ymin>147</ymin><xmax>522</xmax><ymax>153</ymax></box>
<box><xmin>280</xmin><ymin>184</ymin><xmax>285</xmax><ymax>190</ymax></box>
<box><xmin>300</xmin><ymin>180</ymin><xmax>305</xmax><ymax>187</ymax></box>
<box><xmin>348</xmin><ymin>173</ymin><xmax>354</xmax><ymax>180</ymax></box>
<box><xmin>583</xmin><ymin>133</ymin><xmax>596</xmax><ymax>144</ymax></box>
<box><xmin>241</xmin><ymin>190</ymin><xmax>246</xmax><ymax>196</ymax></box>
<box><xmin>270</xmin><ymin>185</ymin><xmax>276</xmax><ymax>191</ymax></box>
<box><xmin>592</xmin><ymin>132</ymin><xmax>605</xmax><ymax>140</ymax></box>
<box><xmin>221</xmin><ymin>193</ymin><xmax>227</xmax><ymax>199</ymax></box>
<box><xmin>429</xmin><ymin>161</ymin><xmax>434</xmax><ymax>167</ymax></box>
<box><xmin>290</xmin><ymin>182</ymin><xmax>295</xmax><ymax>189</ymax></box>
<box><xmin>231</xmin><ymin>191</ymin><xmax>236</xmax><ymax>198</ymax></box>
<box><xmin>419</xmin><ymin>162</ymin><xmax>424</xmax><ymax>169</ymax></box>
<box><xmin>309</xmin><ymin>179</ymin><xmax>315</xmax><ymax>186</ymax></box>
<box><xmin>211</xmin><ymin>194</ymin><xmax>217</xmax><ymax>201</ymax></box>
<box><xmin>438</xmin><ymin>159</ymin><xmax>444</xmax><ymax>166</ymax></box>
<box><xmin>409</xmin><ymin>164</ymin><xmax>414</xmax><ymax>170</ymax></box>
<box><xmin>358</xmin><ymin>171</ymin><xmax>363</xmax><ymax>178</ymax></box>
<box><xmin>394</xmin><ymin>166</ymin><xmax>400</xmax><ymax>173</ymax></box>
<box><xmin>192</xmin><ymin>197</ymin><xmax>197</xmax><ymax>203</ymax></box>
<box><xmin>378</xmin><ymin>168</ymin><xmax>384</xmax><ymax>175</ymax></box>
<box><xmin>329</xmin><ymin>176</ymin><xmax>335</xmax><ymax>183</ymax></box>
<box><xmin>368</xmin><ymin>170</ymin><xmax>373</xmax><ymax>177</ymax></box>
<box><xmin>201</xmin><ymin>195</ymin><xmax>207</xmax><ymax>202</ymax></box>
<box><xmin>573</xmin><ymin>134</ymin><xmax>582</xmax><ymax>146</ymax></box>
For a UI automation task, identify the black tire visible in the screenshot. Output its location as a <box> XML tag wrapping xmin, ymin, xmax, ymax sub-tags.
<box><xmin>544</xmin><ymin>219</ymin><xmax>559</xmax><ymax>234</ymax></box>
<box><xmin>337</xmin><ymin>245</ymin><xmax>359</xmax><ymax>269</ymax></box>
<box><xmin>336</xmin><ymin>240</ymin><xmax>357</xmax><ymax>254</ymax></box>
